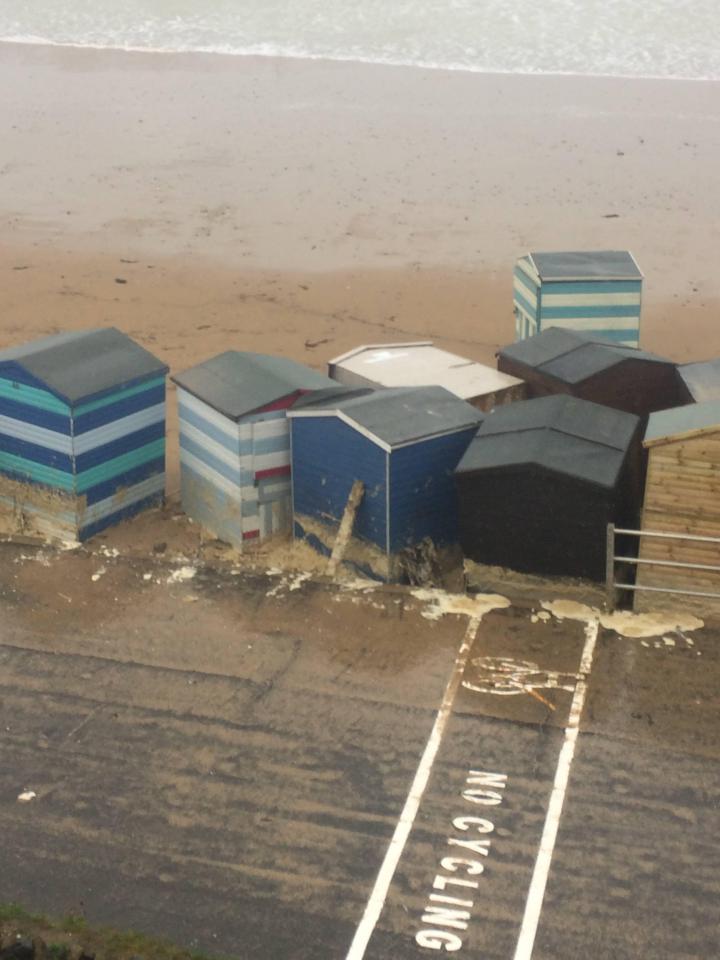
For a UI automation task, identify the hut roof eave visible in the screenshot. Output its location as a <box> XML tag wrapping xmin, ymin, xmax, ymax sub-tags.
<box><xmin>0</xmin><ymin>328</ymin><xmax>168</xmax><ymax>406</ymax></box>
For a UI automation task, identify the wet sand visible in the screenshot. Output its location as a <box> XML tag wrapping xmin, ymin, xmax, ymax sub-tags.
<box><xmin>1</xmin><ymin>42</ymin><xmax>720</xmax><ymax>494</ymax></box>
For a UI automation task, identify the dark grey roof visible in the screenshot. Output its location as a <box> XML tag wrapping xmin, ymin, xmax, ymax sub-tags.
<box><xmin>0</xmin><ymin>328</ymin><xmax>168</xmax><ymax>405</ymax></box>
<box><xmin>456</xmin><ymin>394</ymin><xmax>639</xmax><ymax>488</ymax></box>
<box><xmin>529</xmin><ymin>250</ymin><xmax>642</xmax><ymax>281</ymax></box>
<box><xmin>498</xmin><ymin>327</ymin><xmax>668</xmax><ymax>385</ymax></box>
<box><xmin>171</xmin><ymin>351</ymin><xmax>334</xmax><ymax>420</ymax></box>
<box><xmin>644</xmin><ymin>399</ymin><xmax>720</xmax><ymax>445</ymax></box>
<box><xmin>292</xmin><ymin>385</ymin><xmax>376</xmax><ymax>410</ymax></box>
<box><xmin>677</xmin><ymin>359</ymin><xmax>720</xmax><ymax>403</ymax></box>
<box><xmin>289</xmin><ymin>385</ymin><xmax>482</xmax><ymax>449</ymax></box>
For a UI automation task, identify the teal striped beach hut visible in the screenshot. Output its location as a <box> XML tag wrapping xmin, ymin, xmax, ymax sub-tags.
<box><xmin>0</xmin><ymin>328</ymin><xmax>168</xmax><ymax>542</ymax></box>
<box><xmin>513</xmin><ymin>250</ymin><xmax>643</xmax><ymax>347</ymax></box>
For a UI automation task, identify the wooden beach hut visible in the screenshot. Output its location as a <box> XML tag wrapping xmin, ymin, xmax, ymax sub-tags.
<box><xmin>513</xmin><ymin>250</ymin><xmax>643</xmax><ymax>346</ymax></box>
<box><xmin>497</xmin><ymin>327</ymin><xmax>683</xmax><ymax>419</ymax></box>
<box><xmin>677</xmin><ymin>359</ymin><xmax>720</xmax><ymax>404</ymax></box>
<box><xmin>454</xmin><ymin>395</ymin><xmax>642</xmax><ymax>582</ymax></box>
<box><xmin>171</xmin><ymin>351</ymin><xmax>333</xmax><ymax>549</ymax></box>
<box><xmin>0</xmin><ymin>328</ymin><xmax>168</xmax><ymax>542</ymax></box>
<box><xmin>328</xmin><ymin>341</ymin><xmax>526</xmax><ymax>411</ymax></box>
<box><xmin>288</xmin><ymin>386</ymin><xmax>482</xmax><ymax>581</ymax></box>
<box><xmin>636</xmin><ymin>401</ymin><xmax>720</xmax><ymax>603</ymax></box>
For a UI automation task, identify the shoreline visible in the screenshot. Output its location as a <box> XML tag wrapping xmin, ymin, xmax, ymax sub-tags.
<box><xmin>3</xmin><ymin>39</ymin><xmax>720</xmax><ymax>85</ymax></box>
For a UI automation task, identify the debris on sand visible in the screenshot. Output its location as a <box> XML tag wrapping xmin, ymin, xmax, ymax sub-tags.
<box><xmin>17</xmin><ymin>790</ymin><xmax>37</xmax><ymax>803</ymax></box>
<box><xmin>166</xmin><ymin>566</ymin><xmax>197</xmax><ymax>584</ymax></box>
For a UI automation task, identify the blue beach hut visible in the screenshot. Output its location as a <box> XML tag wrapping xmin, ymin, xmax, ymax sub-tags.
<box><xmin>171</xmin><ymin>351</ymin><xmax>334</xmax><ymax>550</ymax></box>
<box><xmin>513</xmin><ymin>250</ymin><xmax>643</xmax><ymax>346</ymax></box>
<box><xmin>288</xmin><ymin>386</ymin><xmax>482</xmax><ymax>581</ymax></box>
<box><xmin>0</xmin><ymin>328</ymin><xmax>168</xmax><ymax>542</ymax></box>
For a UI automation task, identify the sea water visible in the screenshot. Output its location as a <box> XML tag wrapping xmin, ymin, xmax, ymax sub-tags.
<box><xmin>0</xmin><ymin>0</ymin><xmax>718</xmax><ymax>81</ymax></box>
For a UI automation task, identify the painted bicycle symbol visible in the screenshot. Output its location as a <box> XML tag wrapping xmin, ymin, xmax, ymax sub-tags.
<box><xmin>462</xmin><ymin>656</ymin><xmax>580</xmax><ymax>707</ymax></box>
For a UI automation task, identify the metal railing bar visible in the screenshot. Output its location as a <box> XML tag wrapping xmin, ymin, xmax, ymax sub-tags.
<box><xmin>614</xmin><ymin>527</ymin><xmax>720</xmax><ymax>545</ymax></box>
<box><xmin>614</xmin><ymin>582</ymin><xmax>720</xmax><ymax>599</ymax></box>
<box><xmin>614</xmin><ymin>555</ymin><xmax>720</xmax><ymax>573</ymax></box>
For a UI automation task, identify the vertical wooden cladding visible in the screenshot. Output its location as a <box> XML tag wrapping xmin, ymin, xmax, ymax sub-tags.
<box><xmin>638</xmin><ymin>428</ymin><xmax>720</xmax><ymax>601</ymax></box>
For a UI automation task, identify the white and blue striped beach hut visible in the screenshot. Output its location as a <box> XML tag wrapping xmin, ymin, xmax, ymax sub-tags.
<box><xmin>172</xmin><ymin>351</ymin><xmax>333</xmax><ymax>550</ymax></box>
<box><xmin>513</xmin><ymin>250</ymin><xmax>643</xmax><ymax>346</ymax></box>
<box><xmin>0</xmin><ymin>328</ymin><xmax>168</xmax><ymax>542</ymax></box>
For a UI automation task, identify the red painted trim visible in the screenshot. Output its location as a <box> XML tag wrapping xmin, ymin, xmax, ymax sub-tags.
<box><xmin>242</xmin><ymin>529</ymin><xmax>260</xmax><ymax>540</ymax></box>
<box><xmin>255</xmin><ymin>390</ymin><xmax>303</xmax><ymax>413</ymax></box>
<box><xmin>255</xmin><ymin>465</ymin><xmax>291</xmax><ymax>481</ymax></box>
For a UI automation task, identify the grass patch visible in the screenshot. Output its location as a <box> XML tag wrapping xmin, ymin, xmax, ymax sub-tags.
<box><xmin>0</xmin><ymin>902</ymin><xmax>228</xmax><ymax>960</ymax></box>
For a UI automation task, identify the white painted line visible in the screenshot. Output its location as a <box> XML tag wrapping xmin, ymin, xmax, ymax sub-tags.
<box><xmin>345</xmin><ymin>616</ymin><xmax>481</xmax><ymax>960</ymax></box>
<box><xmin>513</xmin><ymin>619</ymin><xmax>600</xmax><ymax>960</ymax></box>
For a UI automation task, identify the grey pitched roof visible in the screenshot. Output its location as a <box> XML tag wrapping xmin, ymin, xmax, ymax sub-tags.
<box><xmin>644</xmin><ymin>399</ymin><xmax>720</xmax><ymax>446</ymax></box>
<box><xmin>0</xmin><ymin>328</ymin><xmax>168</xmax><ymax>405</ymax></box>
<box><xmin>677</xmin><ymin>359</ymin><xmax>720</xmax><ymax>403</ymax></box>
<box><xmin>528</xmin><ymin>250</ymin><xmax>642</xmax><ymax>281</ymax></box>
<box><xmin>171</xmin><ymin>351</ymin><xmax>334</xmax><ymax>420</ymax></box>
<box><xmin>456</xmin><ymin>394</ymin><xmax>639</xmax><ymax>488</ymax></box>
<box><xmin>292</xmin><ymin>385</ymin><xmax>376</xmax><ymax>410</ymax></box>
<box><xmin>498</xmin><ymin>327</ymin><xmax>668</xmax><ymax>385</ymax></box>
<box><xmin>289</xmin><ymin>385</ymin><xmax>482</xmax><ymax>450</ymax></box>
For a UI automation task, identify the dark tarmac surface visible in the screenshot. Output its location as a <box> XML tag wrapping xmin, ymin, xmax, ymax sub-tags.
<box><xmin>0</xmin><ymin>545</ymin><xmax>718</xmax><ymax>959</ymax></box>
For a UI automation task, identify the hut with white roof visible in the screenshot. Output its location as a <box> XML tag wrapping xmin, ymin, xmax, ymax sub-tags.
<box><xmin>328</xmin><ymin>342</ymin><xmax>525</xmax><ymax>411</ymax></box>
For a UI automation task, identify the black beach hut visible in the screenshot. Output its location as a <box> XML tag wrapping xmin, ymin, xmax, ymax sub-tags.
<box><xmin>454</xmin><ymin>394</ymin><xmax>642</xmax><ymax>581</ymax></box>
<box><xmin>497</xmin><ymin>327</ymin><xmax>684</xmax><ymax>419</ymax></box>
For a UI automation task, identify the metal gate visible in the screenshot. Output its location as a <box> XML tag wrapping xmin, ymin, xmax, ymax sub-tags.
<box><xmin>606</xmin><ymin>524</ymin><xmax>720</xmax><ymax>609</ymax></box>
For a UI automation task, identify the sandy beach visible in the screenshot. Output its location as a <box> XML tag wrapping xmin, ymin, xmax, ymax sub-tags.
<box><xmin>1</xmin><ymin>42</ymin><xmax>720</xmax><ymax>495</ymax></box>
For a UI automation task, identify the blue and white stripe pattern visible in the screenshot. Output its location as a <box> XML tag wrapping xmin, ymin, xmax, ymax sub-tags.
<box><xmin>0</xmin><ymin>369</ymin><xmax>166</xmax><ymax>541</ymax></box>
<box><xmin>513</xmin><ymin>253</ymin><xmax>642</xmax><ymax>347</ymax></box>
<box><xmin>177</xmin><ymin>388</ymin><xmax>292</xmax><ymax>550</ymax></box>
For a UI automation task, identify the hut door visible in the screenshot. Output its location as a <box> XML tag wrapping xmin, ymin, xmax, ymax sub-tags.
<box><xmin>251</xmin><ymin>416</ymin><xmax>292</xmax><ymax>539</ymax></box>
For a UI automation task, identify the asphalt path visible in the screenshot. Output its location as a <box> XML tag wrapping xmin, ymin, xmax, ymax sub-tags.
<box><xmin>0</xmin><ymin>550</ymin><xmax>717</xmax><ymax>959</ymax></box>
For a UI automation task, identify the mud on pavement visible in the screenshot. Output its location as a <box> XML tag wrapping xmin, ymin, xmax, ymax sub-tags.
<box><xmin>0</xmin><ymin>543</ymin><xmax>718</xmax><ymax>960</ymax></box>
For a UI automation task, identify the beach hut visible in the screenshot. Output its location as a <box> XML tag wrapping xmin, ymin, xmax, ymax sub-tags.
<box><xmin>0</xmin><ymin>328</ymin><xmax>168</xmax><ymax>542</ymax></box>
<box><xmin>288</xmin><ymin>386</ymin><xmax>482</xmax><ymax>581</ymax></box>
<box><xmin>635</xmin><ymin>401</ymin><xmax>720</xmax><ymax>603</ymax></box>
<box><xmin>497</xmin><ymin>327</ymin><xmax>683</xmax><ymax>419</ymax></box>
<box><xmin>328</xmin><ymin>341</ymin><xmax>526</xmax><ymax>411</ymax></box>
<box><xmin>513</xmin><ymin>250</ymin><xmax>643</xmax><ymax>346</ymax></box>
<box><xmin>171</xmin><ymin>351</ymin><xmax>334</xmax><ymax>549</ymax></box>
<box><xmin>454</xmin><ymin>395</ymin><xmax>642</xmax><ymax>582</ymax></box>
<box><xmin>677</xmin><ymin>359</ymin><xmax>720</xmax><ymax>404</ymax></box>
